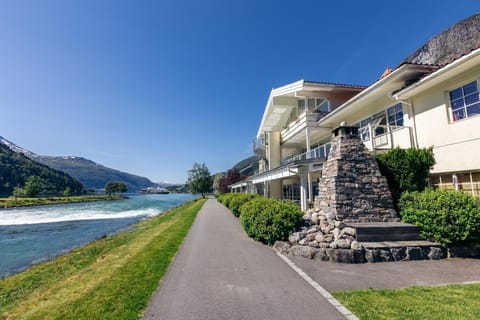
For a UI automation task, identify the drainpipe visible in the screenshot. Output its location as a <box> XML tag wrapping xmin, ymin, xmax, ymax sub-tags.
<box><xmin>390</xmin><ymin>95</ymin><xmax>419</xmax><ymax>149</ymax></box>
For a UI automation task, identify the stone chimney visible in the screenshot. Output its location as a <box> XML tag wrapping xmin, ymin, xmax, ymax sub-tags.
<box><xmin>315</xmin><ymin>126</ymin><xmax>398</xmax><ymax>222</ymax></box>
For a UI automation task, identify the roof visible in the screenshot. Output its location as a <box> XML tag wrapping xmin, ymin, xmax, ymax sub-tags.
<box><xmin>256</xmin><ymin>80</ymin><xmax>366</xmax><ymax>137</ymax></box>
<box><xmin>394</xmin><ymin>46</ymin><xmax>480</xmax><ymax>100</ymax></box>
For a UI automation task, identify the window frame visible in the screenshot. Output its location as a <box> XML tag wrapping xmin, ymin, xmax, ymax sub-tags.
<box><xmin>354</xmin><ymin>103</ymin><xmax>404</xmax><ymax>141</ymax></box>
<box><xmin>448</xmin><ymin>80</ymin><xmax>480</xmax><ymax>123</ymax></box>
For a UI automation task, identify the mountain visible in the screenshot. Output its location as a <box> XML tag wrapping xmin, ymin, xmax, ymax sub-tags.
<box><xmin>0</xmin><ymin>136</ymin><xmax>157</xmax><ymax>192</ymax></box>
<box><xmin>232</xmin><ymin>155</ymin><xmax>260</xmax><ymax>177</ymax></box>
<box><xmin>0</xmin><ymin>140</ymin><xmax>84</xmax><ymax>196</ymax></box>
<box><xmin>33</xmin><ymin>156</ymin><xmax>157</xmax><ymax>192</ymax></box>
<box><xmin>403</xmin><ymin>13</ymin><xmax>480</xmax><ymax>66</ymax></box>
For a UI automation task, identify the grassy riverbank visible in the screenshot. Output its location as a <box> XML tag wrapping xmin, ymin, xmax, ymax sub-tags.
<box><xmin>334</xmin><ymin>283</ymin><xmax>480</xmax><ymax>319</ymax></box>
<box><xmin>0</xmin><ymin>195</ymin><xmax>126</xmax><ymax>208</ymax></box>
<box><xmin>0</xmin><ymin>198</ymin><xmax>206</xmax><ymax>320</ymax></box>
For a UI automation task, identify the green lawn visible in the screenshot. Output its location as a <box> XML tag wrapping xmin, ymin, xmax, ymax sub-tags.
<box><xmin>0</xmin><ymin>195</ymin><xmax>125</xmax><ymax>208</ymax></box>
<box><xmin>333</xmin><ymin>283</ymin><xmax>480</xmax><ymax>320</ymax></box>
<box><xmin>0</xmin><ymin>198</ymin><xmax>206</xmax><ymax>320</ymax></box>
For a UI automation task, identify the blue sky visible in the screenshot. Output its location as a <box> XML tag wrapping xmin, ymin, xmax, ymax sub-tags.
<box><xmin>1</xmin><ymin>1</ymin><xmax>478</xmax><ymax>183</ymax></box>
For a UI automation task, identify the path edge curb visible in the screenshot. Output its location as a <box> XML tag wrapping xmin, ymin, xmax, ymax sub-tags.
<box><xmin>274</xmin><ymin>250</ymin><xmax>359</xmax><ymax>320</ymax></box>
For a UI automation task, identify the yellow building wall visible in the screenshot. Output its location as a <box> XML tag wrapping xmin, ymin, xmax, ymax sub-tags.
<box><xmin>412</xmin><ymin>66</ymin><xmax>480</xmax><ymax>174</ymax></box>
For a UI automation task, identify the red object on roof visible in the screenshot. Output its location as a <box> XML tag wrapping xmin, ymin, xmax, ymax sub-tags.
<box><xmin>380</xmin><ymin>67</ymin><xmax>393</xmax><ymax>79</ymax></box>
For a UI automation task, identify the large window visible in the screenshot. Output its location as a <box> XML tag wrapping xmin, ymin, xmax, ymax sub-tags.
<box><xmin>450</xmin><ymin>81</ymin><xmax>480</xmax><ymax>121</ymax></box>
<box><xmin>355</xmin><ymin>104</ymin><xmax>403</xmax><ymax>141</ymax></box>
<box><xmin>307</xmin><ymin>98</ymin><xmax>329</xmax><ymax>112</ymax></box>
<box><xmin>387</xmin><ymin>103</ymin><xmax>404</xmax><ymax>126</ymax></box>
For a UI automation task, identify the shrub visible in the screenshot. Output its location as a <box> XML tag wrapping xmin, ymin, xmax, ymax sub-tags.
<box><xmin>220</xmin><ymin>193</ymin><xmax>234</xmax><ymax>207</ymax></box>
<box><xmin>376</xmin><ymin>147</ymin><xmax>435</xmax><ymax>211</ymax></box>
<box><xmin>240</xmin><ymin>197</ymin><xmax>303</xmax><ymax>245</ymax></box>
<box><xmin>399</xmin><ymin>189</ymin><xmax>480</xmax><ymax>246</ymax></box>
<box><xmin>228</xmin><ymin>193</ymin><xmax>258</xmax><ymax>217</ymax></box>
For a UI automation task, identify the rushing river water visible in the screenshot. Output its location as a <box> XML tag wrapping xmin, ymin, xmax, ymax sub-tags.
<box><xmin>0</xmin><ymin>193</ymin><xmax>196</xmax><ymax>277</ymax></box>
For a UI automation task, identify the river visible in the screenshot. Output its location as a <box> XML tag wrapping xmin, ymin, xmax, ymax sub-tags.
<box><xmin>0</xmin><ymin>193</ymin><xmax>197</xmax><ymax>277</ymax></box>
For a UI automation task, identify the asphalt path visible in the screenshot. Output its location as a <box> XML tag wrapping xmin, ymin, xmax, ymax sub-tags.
<box><xmin>142</xmin><ymin>198</ymin><xmax>345</xmax><ymax>320</ymax></box>
<box><xmin>290</xmin><ymin>255</ymin><xmax>480</xmax><ymax>292</ymax></box>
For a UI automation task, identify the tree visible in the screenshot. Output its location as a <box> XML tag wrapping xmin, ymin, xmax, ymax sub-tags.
<box><xmin>213</xmin><ymin>172</ymin><xmax>226</xmax><ymax>193</ymax></box>
<box><xmin>187</xmin><ymin>162</ymin><xmax>213</xmax><ymax>198</ymax></box>
<box><xmin>63</xmin><ymin>187</ymin><xmax>72</xmax><ymax>197</ymax></box>
<box><xmin>376</xmin><ymin>147</ymin><xmax>435</xmax><ymax>210</ymax></box>
<box><xmin>12</xmin><ymin>186</ymin><xmax>25</xmax><ymax>204</ymax></box>
<box><xmin>218</xmin><ymin>168</ymin><xmax>246</xmax><ymax>193</ymax></box>
<box><xmin>105</xmin><ymin>181</ymin><xmax>127</xmax><ymax>197</ymax></box>
<box><xmin>24</xmin><ymin>175</ymin><xmax>43</xmax><ymax>197</ymax></box>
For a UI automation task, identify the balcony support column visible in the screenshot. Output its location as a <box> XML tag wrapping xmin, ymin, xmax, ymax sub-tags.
<box><xmin>299</xmin><ymin>167</ymin><xmax>308</xmax><ymax>212</ymax></box>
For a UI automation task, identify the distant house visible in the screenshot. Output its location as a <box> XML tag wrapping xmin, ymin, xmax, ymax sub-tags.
<box><xmin>231</xmin><ymin>14</ymin><xmax>480</xmax><ymax>210</ymax></box>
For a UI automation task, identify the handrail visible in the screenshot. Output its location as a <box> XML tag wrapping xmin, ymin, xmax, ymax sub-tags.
<box><xmin>282</xmin><ymin>143</ymin><xmax>331</xmax><ymax>165</ymax></box>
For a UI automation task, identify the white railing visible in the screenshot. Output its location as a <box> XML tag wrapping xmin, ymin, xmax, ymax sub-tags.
<box><xmin>281</xmin><ymin>143</ymin><xmax>331</xmax><ymax>165</ymax></box>
<box><xmin>361</xmin><ymin>124</ymin><xmax>413</xmax><ymax>150</ymax></box>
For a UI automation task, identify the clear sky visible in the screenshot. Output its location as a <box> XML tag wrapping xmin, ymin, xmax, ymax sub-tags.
<box><xmin>1</xmin><ymin>1</ymin><xmax>478</xmax><ymax>183</ymax></box>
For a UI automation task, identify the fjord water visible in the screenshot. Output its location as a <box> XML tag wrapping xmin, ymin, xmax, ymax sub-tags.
<box><xmin>0</xmin><ymin>193</ymin><xmax>196</xmax><ymax>277</ymax></box>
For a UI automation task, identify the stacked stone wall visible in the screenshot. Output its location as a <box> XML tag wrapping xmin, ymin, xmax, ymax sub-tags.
<box><xmin>315</xmin><ymin>128</ymin><xmax>397</xmax><ymax>222</ymax></box>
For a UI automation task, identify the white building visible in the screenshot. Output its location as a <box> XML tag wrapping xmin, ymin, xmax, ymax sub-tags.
<box><xmin>231</xmin><ymin>17</ymin><xmax>480</xmax><ymax>209</ymax></box>
<box><xmin>231</xmin><ymin>15</ymin><xmax>480</xmax><ymax>210</ymax></box>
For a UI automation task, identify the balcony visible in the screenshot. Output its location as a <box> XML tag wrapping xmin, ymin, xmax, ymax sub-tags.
<box><xmin>281</xmin><ymin>110</ymin><xmax>326</xmax><ymax>143</ymax></box>
<box><xmin>253</xmin><ymin>136</ymin><xmax>267</xmax><ymax>158</ymax></box>
<box><xmin>360</xmin><ymin>124</ymin><xmax>414</xmax><ymax>151</ymax></box>
<box><xmin>282</xmin><ymin>143</ymin><xmax>331</xmax><ymax>165</ymax></box>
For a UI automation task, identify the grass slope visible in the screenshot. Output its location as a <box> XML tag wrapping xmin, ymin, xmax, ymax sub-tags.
<box><xmin>0</xmin><ymin>198</ymin><xmax>206</xmax><ymax>320</ymax></box>
<box><xmin>334</xmin><ymin>283</ymin><xmax>480</xmax><ymax>320</ymax></box>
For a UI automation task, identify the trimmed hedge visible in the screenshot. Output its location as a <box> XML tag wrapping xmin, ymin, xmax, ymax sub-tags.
<box><xmin>228</xmin><ymin>193</ymin><xmax>258</xmax><ymax>217</ymax></box>
<box><xmin>240</xmin><ymin>197</ymin><xmax>303</xmax><ymax>245</ymax></box>
<box><xmin>400</xmin><ymin>189</ymin><xmax>480</xmax><ymax>246</ymax></box>
<box><xmin>216</xmin><ymin>193</ymin><xmax>234</xmax><ymax>207</ymax></box>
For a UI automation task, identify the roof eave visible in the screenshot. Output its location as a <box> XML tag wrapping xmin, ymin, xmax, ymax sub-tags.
<box><xmin>394</xmin><ymin>47</ymin><xmax>480</xmax><ymax>100</ymax></box>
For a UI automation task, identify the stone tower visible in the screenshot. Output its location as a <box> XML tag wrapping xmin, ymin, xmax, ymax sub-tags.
<box><xmin>315</xmin><ymin>126</ymin><xmax>398</xmax><ymax>222</ymax></box>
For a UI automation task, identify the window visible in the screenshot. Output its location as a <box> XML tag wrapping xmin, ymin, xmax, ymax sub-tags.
<box><xmin>387</xmin><ymin>103</ymin><xmax>403</xmax><ymax>126</ymax></box>
<box><xmin>297</xmin><ymin>100</ymin><xmax>305</xmax><ymax>115</ymax></box>
<box><xmin>358</xmin><ymin>117</ymin><xmax>372</xmax><ymax>141</ymax></box>
<box><xmin>355</xmin><ymin>106</ymin><xmax>400</xmax><ymax>141</ymax></box>
<box><xmin>317</xmin><ymin>99</ymin><xmax>330</xmax><ymax>112</ymax></box>
<box><xmin>449</xmin><ymin>81</ymin><xmax>480</xmax><ymax>121</ymax></box>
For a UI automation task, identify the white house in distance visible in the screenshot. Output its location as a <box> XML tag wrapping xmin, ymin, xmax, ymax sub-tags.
<box><xmin>230</xmin><ymin>14</ymin><xmax>480</xmax><ymax>211</ymax></box>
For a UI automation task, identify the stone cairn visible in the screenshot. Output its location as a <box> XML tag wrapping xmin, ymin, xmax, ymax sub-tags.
<box><xmin>274</xmin><ymin>126</ymin><xmax>408</xmax><ymax>262</ymax></box>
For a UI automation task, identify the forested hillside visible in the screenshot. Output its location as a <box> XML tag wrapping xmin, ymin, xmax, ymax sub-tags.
<box><xmin>0</xmin><ymin>143</ymin><xmax>84</xmax><ymax>196</ymax></box>
<box><xmin>34</xmin><ymin>156</ymin><xmax>156</xmax><ymax>192</ymax></box>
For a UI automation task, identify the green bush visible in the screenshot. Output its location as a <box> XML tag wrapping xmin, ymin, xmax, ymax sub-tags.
<box><xmin>217</xmin><ymin>193</ymin><xmax>234</xmax><ymax>207</ymax></box>
<box><xmin>228</xmin><ymin>193</ymin><xmax>258</xmax><ymax>217</ymax></box>
<box><xmin>240</xmin><ymin>197</ymin><xmax>303</xmax><ymax>245</ymax></box>
<box><xmin>400</xmin><ymin>189</ymin><xmax>480</xmax><ymax>246</ymax></box>
<box><xmin>376</xmin><ymin>147</ymin><xmax>435</xmax><ymax>211</ymax></box>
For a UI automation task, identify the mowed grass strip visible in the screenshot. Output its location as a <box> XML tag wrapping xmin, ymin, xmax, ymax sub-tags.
<box><xmin>333</xmin><ymin>283</ymin><xmax>480</xmax><ymax>320</ymax></box>
<box><xmin>0</xmin><ymin>198</ymin><xmax>206</xmax><ymax>320</ymax></box>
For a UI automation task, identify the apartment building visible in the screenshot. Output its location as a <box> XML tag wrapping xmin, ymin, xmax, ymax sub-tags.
<box><xmin>231</xmin><ymin>15</ymin><xmax>480</xmax><ymax>209</ymax></box>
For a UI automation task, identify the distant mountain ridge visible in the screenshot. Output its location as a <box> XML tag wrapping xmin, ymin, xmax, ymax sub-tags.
<box><xmin>0</xmin><ymin>139</ymin><xmax>84</xmax><ymax>196</ymax></box>
<box><xmin>0</xmin><ymin>136</ymin><xmax>157</xmax><ymax>192</ymax></box>
<box><xmin>232</xmin><ymin>155</ymin><xmax>260</xmax><ymax>177</ymax></box>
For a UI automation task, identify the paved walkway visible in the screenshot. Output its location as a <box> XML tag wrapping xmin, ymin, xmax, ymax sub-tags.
<box><xmin>291</xmin><ymin>255</ymin><xmax>480</xmax><ymax>292</ymax></box>
<box><xmin>142</xmin><ymin>198</ymin><xmax>345</xmax><ymax>320</ymax></box>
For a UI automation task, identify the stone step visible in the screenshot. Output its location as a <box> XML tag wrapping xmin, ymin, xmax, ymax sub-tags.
<box><xmin>347</xmin><ymin>222</ymin><xmax>422</xmax><ymax>242</ymax></box>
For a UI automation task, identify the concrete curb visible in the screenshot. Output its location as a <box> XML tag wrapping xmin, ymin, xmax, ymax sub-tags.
<box><xmin>275</xmin><ymin>250</ymin><xmax>359</xmax><ymax>320</ymax></box>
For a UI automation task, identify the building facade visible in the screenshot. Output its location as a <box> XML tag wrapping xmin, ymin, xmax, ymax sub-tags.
<box><xmin>231</xmin><ymin>46</ymin><xmax>480</xmax><ymax>209</ymax></box>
